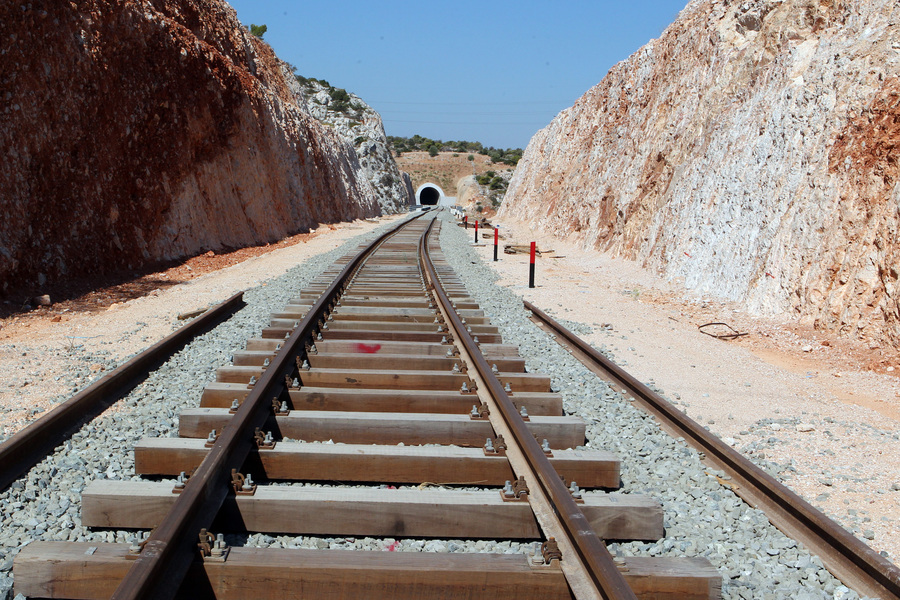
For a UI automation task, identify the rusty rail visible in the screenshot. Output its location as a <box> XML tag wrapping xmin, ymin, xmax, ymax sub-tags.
<box><xmin>108</xmin><ymin>216</ymin><xmax>420</xmax><ymax>599</ymax></box>
<box><xmin>0</xmin><ymin>291</ymin><xmax>245</xmax><ymax>493</ymax></box>
<box><xmin>524</xmin><ymin>300</ymin><xmax>900</xmax><ymax>600</ymax></box>
<box><xmin>420</xmin><ymin>220</ymin><xmax>637</xmax><ymax>600</ymax></box>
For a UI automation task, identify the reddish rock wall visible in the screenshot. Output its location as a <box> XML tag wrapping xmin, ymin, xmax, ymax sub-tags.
<box><xmin>0</xmin><ymin>0</ymin><xmax>379</xmax><ymax>295</ymax></box>
<box><xmin>501</xmin><ymin>0</ymin><xmax>900</xmax><ymax>347</ymax></box>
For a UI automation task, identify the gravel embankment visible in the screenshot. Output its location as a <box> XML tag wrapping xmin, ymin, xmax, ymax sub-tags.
<box><xmin>436</xmin><ymin>212</ymin><xmax>868</xmax><ymax>600</ymax></box>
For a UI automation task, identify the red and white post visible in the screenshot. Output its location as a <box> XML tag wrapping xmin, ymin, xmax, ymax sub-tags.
<box><xmin>493</xmin><ymin>226</ymin><xmax>499</xmax><ymax>261</ymax></box>
<box><xmin>528</xmin><ymin>242</ymin><xmax>536</xmax><ymax>288</ymax></box>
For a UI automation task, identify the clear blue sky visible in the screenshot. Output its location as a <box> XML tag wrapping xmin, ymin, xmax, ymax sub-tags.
<box><xmin>226</xmin><ymin>1</ymin><xmax>689</xmax><ymax>149</ymax></box>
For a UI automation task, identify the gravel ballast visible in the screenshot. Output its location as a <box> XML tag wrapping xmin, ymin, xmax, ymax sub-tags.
<box><xmin>0</xmin><ymin>219</ymin><xmax>410</xmax><ymax>599</ymax></box>
<box><xmin>436</xmin><ymin>213</ymin><xmax>869</xmax><ymax>600</ymax></box>
<box><xmin>0</xmin><ymin>213</ymin><xmax>875</xmax><ymax>599</ymax></box>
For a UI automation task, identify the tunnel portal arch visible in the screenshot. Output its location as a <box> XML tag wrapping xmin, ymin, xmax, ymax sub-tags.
<box><xmin>415</xmin><ymin>183</ymin><xmax>444</xmax><ymax>206</ymax></box>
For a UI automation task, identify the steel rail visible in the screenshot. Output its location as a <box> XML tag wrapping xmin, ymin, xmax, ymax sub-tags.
<box><xmin>524</xmin><ymin>300</ymin><xmax>900</xmax><ymax>600</ymax></box>
<box><xmin>0</xmin><ymin>291</ymin><xmax>245</xmax><ymax>494</ymax></box>
<box><xmin>419</xmin><ymin>218</ymin><xmax>637</xmax><ymax>600</ymax></box>
<box><xmin>109</xmin><ymin>215</ymin><xmax>420</xmax><ymax>600</ymax></box>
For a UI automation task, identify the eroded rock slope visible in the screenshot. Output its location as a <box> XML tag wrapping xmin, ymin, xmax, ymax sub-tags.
<box><xmin>297</xmin><ymin>78</ymin><xmax>411</xmax><ymax>213</ymax></box>
<box><xmin>0</xmin><ymin>0</ymin><xmax>392</xmax><ymax>295</ymax></box>
<box><xmin>502</xmin><ymin>0</ymin><xmax>900</xmax><ymax>346</ymax></box>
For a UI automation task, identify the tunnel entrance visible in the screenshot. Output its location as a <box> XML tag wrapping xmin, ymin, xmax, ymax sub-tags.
<box><xmin>419</xmin><ymin>187</ymin><xmax>440</xmax><ymax>205</ymax></box>
<box><xmin>415</xmin><ymin>183</ymin><xmax>444</xmax><ymax>206</ymax></box>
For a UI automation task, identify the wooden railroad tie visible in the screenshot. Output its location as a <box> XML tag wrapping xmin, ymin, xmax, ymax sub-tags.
<box><xmin>14</xmin><ymin>216</ymin><xmax>723</xmax><ymax>599</ymax></box>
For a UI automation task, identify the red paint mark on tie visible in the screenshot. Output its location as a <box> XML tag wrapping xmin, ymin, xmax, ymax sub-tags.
<box><xmin>356</xmin><ymin>343</ymin><xmax>382</xmax><ymax>354</ymax></box>
<box><xmin>386</xmin><ymin>541</ymin><xmax>400</xmax><ymax>552</ymax></box>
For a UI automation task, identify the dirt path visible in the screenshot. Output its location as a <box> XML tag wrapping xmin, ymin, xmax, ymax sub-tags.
<box><xmin>469</xmin><ymin>216</ymin><xmax>900</xmax><ymax>562</ymax></box>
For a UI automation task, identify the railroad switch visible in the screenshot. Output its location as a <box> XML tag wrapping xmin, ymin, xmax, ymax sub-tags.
<box><xmin>501</xmin><ymin>477</ymin><xmax>530</xmax><ymax>501</ymax></box>
<box><xmin>231</xmin><ymin>469</ymin><xmax>257</xmax><ymax>496</ymax></box>
<box><xmin>198</xmin><ymin>529</ymin><xmax>229</xmax><ymax>562</ymax></box>
<box><xmin>483</xmin><ymin>435</ymin><xmax>507</xmax><ymax>456</ymax></box>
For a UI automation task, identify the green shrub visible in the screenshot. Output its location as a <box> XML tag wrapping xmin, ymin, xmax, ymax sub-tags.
<box><xmin>249</xmin><ymin>24</ymin><xmax>267</xmax><ymax>38</ymax></box>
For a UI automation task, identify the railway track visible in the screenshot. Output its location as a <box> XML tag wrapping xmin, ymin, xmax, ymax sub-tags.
<box><xmin>11</xmin><ymin>214</ymin><xmax>720</xmax><ymax>599</ymax></box>
<box><xmin>525</xmin><ymin>301</ymin><xmax>900</xmax><ymax>600</ymax></box>
<box><xmin>6</xmin><ymin>210</ymin><xmax>895</xmax><ymax>599</ymax></box>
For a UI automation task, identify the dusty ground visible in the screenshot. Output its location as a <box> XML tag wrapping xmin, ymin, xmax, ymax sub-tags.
<box><xmin>0</xmin><ymin>216</ymin><xmax>400</xmax><ymax>438</ymax></box>
<box><xmin>396</xmin><ymin>151</ymin><xmax>515</xmax><ymax>197</ymax></box>
<box><xmin>466</xmin><ymin>215</ymin><xmax>900</xmax><ymax>562</ymax></box>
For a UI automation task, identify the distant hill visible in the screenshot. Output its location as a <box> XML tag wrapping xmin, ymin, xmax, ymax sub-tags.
<box><xmin>395</xmin><ymin>151</ymin><xmax>514</xmax><ymax>201</ymax></box>
<box><xmin>389</xmin><ymin>136</ymin><xmax>523</xmax><ymax>166</ymax></box>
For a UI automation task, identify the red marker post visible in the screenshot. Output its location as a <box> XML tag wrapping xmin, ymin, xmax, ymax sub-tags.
<box><xmin>475</xmin><ymin>220</ymin><xmax>479</xmax><ymax>243</ymax></box>
<box><xmin>493</xmin><ymin>226</ymin><xmax>499</xmax><ymax>261</ymax></box>
<box><xmin>464</xmin><ymin>215</ymin><xmax>468</xmax><ymax>229</ymax></box>
<box><xmin>529</xmin><ymin>242</ymin><xmax>536</xmax><ymax>288</ymax></box>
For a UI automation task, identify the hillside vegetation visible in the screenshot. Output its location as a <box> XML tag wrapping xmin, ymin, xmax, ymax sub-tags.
<box><xmin>389</xmin><ymin>136</ymin><xmax>523</xmax><ymax>166</ymax></box>
<box><xmin>395</xmin><ymin>151</ymin><xmax>514</xmax><ymax>199</ymax></box>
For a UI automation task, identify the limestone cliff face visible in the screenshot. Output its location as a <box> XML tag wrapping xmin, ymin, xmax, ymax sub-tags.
<box><xmin>0</xmin><ymin>0</ymin><xmax>382</xmax><ymax>294</ymax></box>
<box><xmin>298</xmin><ymin>79</ymin><xmax>411</xmax><ymax>213</ymax></box>
<box><xmin>502</xmin><ymin>0</ymin><xmax>900</xmax><ymax>346</ymax></box>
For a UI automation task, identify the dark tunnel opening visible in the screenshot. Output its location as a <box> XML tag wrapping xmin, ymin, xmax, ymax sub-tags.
<box><xmin>419</xmin><ymin>187</ymin><xmax>440</xmax><ymax>205</ymax></box>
